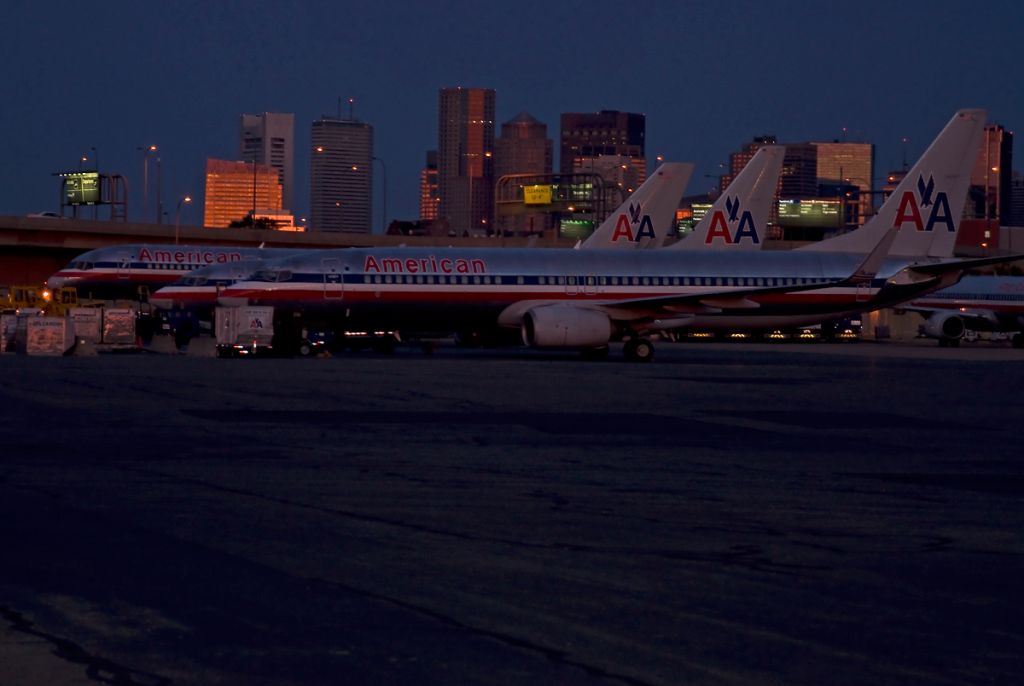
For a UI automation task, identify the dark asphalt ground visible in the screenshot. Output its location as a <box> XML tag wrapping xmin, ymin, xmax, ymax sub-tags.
<box><xmin>1</xmin><ymin>341</ymin><xmax>1023</xmax><ymax>685</ymax></box>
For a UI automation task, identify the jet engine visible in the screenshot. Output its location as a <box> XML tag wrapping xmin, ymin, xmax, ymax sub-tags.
<box><xmin>521</xmin><ymin>305</ymin><xmax>613</xmax><ymax>348</ymax></box>
<box><xmin>922</xmin><ymin>312</ymin><xmax>966</xmax><ymax>340</ymax></box>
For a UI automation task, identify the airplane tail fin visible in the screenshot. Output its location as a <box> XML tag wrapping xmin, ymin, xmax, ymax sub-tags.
<box><xmin>579</xmin><ymin>162</ymin><xmax>693</xmax><ymax>249</ymax></box>
<box><xmin>670</xmin><ymin>145</ymin><xmax>784</xmax><ymax>251</ymax></box>
<box><xmin>802</xmin><ymin>109</ymin><xmax>986</xmax><ymax>257</ymax></box>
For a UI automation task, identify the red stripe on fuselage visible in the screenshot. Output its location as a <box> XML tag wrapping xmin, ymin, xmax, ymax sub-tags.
<box><xmin>218</xmin><ymin>286</ymin><xmax>873</xmax><ymax>307</ymax></box>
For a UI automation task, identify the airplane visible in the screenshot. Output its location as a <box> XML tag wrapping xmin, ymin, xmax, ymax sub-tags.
<box><xmin>215</xmin><ymin>109</ymin><xmax>1017</xmax><ymax>361</ymax></box>
<box><xmin>669</xmin><ymin>145</ymin><xmax>785</xmax><ymax>251</ymax></box>
<box><xmin>46</xmin><ymin>244</ymin><xmax>297</xmax><ymax>301</ymax></box>
<box><xmin>899</xmin><ymin>275</ymin><xmax>1024</xmax><ymax>347</ymax></box>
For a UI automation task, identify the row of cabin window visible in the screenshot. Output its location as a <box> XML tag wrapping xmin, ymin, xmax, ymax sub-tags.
<box><xmin>359</xmin><ymin>274</ymin><xmax>828</xmax><ymax>287</ymax></box>
<box><xmin>364</xmin><ymin>274</ymin><xmax>503</xmax><ymax>285</ymax></box>
<box><xmin>148</xmin><ymin>263</ymin><xmax>195</xmax><ymax>270</ymax></box>
<box><xmin>934</xmin><ymin>292</ymin><xmax>1023</xmax><ymax>301</ymax></box>
<box><xmin>111</xmin><ymin>262</ymin><xmax>195</xmax><ymax>270</ymax></box>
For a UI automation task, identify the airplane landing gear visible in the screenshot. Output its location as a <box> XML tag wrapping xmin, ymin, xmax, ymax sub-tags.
<box><xmin>624</xmin><ymin>337</ymin><xmax>654</xmax><ymax>362</ymax></box>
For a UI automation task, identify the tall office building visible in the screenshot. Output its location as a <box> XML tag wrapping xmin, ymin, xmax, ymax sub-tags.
<box><xmin>240</xmin><ymin>112</ymin><xmax>294</xmax><ymax>211</ymax></box>
<box><xmin>722</xmin><ymin>138</ymin><xmax>818</xmax><ymax>198</ymax></box>
<box><xmin>969</xmin><ymin>124</ymin><xmax>1013</xmax><ymax>223</ymax></box>
<box><xmin>494</xmin><ymin>112</ymin><xmax>553</xmax><ymax>235</ymax></box>
<box><xmin>814</xmin><ymin>142</ymin><xmax>874</xmax><ymax>225</ymax></box>
<box><xmin>560</xmin><ymin>110</ymin><xmax>646</xmax><ymax>183</ymax></box>
<box><xmin>778</xmin><ymin>144</ymin><xmax>819</xmax><ymax>199</ymax></box>
<box><xmin>1011</xmin><ymin>171</ymin><xmax>1023</xmax><ymax>227</ymax></box>
<box><xmin>437</xmin><ymin>87</ymin><xmax>496</xmax><ymax>234</ymax></box>
<box><xmin>203</xmin><ymin>159</ymin><xmax>283</xmax><ymax>228</ymax></box>
<box><xmin>310</xmin><ymin>116</ymin><xmax>373</xmax><ymax>233</ymax></box>
<box><xmin>419</xmin><ymin>150</ymin><xmax>440</xmax><ymax>221</ymax></box>
<box><xmin>495</xmin><ymin>112</ymin><xmax>552</xmax><ymax>178</ymax></box>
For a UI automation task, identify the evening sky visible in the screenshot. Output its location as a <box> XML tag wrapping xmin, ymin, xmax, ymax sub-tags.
<box><xmin>2</xmin><ymin>0</ymin><xmax>1021</xmax><ymax>228</ymax></box>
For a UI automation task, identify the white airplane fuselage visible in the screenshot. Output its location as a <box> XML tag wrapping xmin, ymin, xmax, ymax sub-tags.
<box><xmin>215</xmin><ymin>246</ymin><xmax>945</xmax><ymax>334</ymax></box>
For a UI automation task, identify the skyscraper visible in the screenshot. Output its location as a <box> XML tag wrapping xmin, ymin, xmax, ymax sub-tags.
<box><xmin>1011</xmin><ymin>171</ymin><xmax>1023</xmax><ymax>227</ymax></box>
<box><xmin>240</xmin><ymin>112</ymin><xmax>294</xmax><ymax>211</ymax></box>
<box><xmin>419</xmin><ymin>150</ymin><xmax>440</xmax><ymax>221</ymax></box>
<box><xmin>310</xmin><ymin>116</ymin><xmax>373</xmax><ymax>233</ymax></box>
<box><xmin>722</xmin><ymin>138</ymin><xmax>819</xmax><ymax>199</ymax></box>
<box><xmin>560</xmin><ymin>110</ymin><xmax>646</xmax><ymax>182</ymax></box>
<box><xmin>814</xmin><ymin>142</ymin><xmax>874</xmax><ymax>225</ymax></box>
<box><xmin>203</xmin><ymin>158</ymin><xmax>282</xmax><ymax>228</ymax></box>
<box><xmin>969</xmin><ymin>124</ymin><xmax>1013</xmax><ymax>223</ymax></box>
<box><xmin>494</xmin><ymin>112</ymin><xmax>553</xmax><ymax>236</ymax></box>
<box><xmin>495</xmin><ymin>112</ymin><xmax>552</xmax><ymax>178</ymax></box>
<box><xmin>437</xmin><ymin>87</ymin><xmax>496</xmax><ymax>234</ymax></box>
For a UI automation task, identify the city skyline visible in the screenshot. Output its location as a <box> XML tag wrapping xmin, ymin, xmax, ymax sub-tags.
<box><xmin>2</xmin><ymin>1</ymin><xmax>1022</xmax><ymax>232</ymax></box>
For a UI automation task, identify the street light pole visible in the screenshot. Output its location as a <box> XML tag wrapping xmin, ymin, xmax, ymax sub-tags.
<box><xmin>138</xmin><ymin>145</ymin><xmax>157</xmax><ymax>223</ymax></box>
<box><xmin>156</xmin><ymin>157</ymin><xmax>163</xmax><ymax>224</ymax></box>
<box><xmin>175</xmin><ymin>195</ymin><xmax>192</xmax><ymax>244</ymax></box>
<box><xmin>373</xmin><ymin>156</ymin><xmax>387</xmax><ymax>233</ymax></box>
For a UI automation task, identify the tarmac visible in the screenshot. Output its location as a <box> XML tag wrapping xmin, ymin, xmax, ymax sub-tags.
<box><xmin>1</xmin><ymin>340</ymin><xmax>1022</xmax><ymax>685</ymax></box>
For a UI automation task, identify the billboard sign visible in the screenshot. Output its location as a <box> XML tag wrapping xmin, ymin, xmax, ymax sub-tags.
<box><xmin>523</xmin><ymin>184</ymin><xmax>553</xmax><ymax>205</ymax></box>
<box><xmin>559</xmin><ymin>219</ymin><xmax>594</xmax><ymax>239</ymax></box>
<box><xmin>64</xmin><ymin>172</ymin><xmax>101</xmax><ymax>205</ymax></box>
<box><xmin>777</xmin><ymin>198</ymin><xmax>842</xmax><ymax>227</ymax></box>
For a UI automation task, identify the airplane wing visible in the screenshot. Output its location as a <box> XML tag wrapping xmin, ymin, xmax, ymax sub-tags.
<box><xmin>901</xmin><ymin>254</ymin><xmax>1024</xmax><ymax>278</ymax></box>
<box><xmin>612</xmin><ymin>250</ymin><xmax>1024</xmax><ymax>320</ymax></box>
<box><xmin>594</xmin><ymin>277</ymin><xmax>846</xmax><ymax>319</ymax></box>
<box><xmin>596</xmin><ymin>223</ymin><xmax>900</xmax><ymax>321</ymax></box>
<box><xmin>496</xmin><ymin>274</ymin><xmax>857</xmax><ymax>330</ymax></box>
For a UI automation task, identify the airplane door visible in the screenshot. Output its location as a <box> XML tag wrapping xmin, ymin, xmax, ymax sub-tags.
<box><xmin>322</xmin><ymin>258</ymin><xmax>344</xmax><ymax>299</ymax></box>
<box><xmin>565</xmin><ymin>275</ymin><xmax>596</xmax><ymax>297</ymax></box>
<box><xmin>855</xmin><ymin>282</ymin><xmax>871</xmax><ymax>302</ymax></box>
<box><xmin>116</xmin><ymin>253</ymin><xmax>131</xmax><ymax>280</ymax></box>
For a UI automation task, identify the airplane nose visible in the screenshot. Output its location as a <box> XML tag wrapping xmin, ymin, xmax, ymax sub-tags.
<box><xmin>46</xmin><ymin>273</ymin><xmax>67</xmax><ymax>289</ymax></box>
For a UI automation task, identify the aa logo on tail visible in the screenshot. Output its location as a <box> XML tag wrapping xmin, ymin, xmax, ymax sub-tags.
<box><xmin>893</xmin><ymin>174</ymin><xmax>955</xmax><ymax>232</ymax></box>
<box><xmin>704</xmin><ymin>196</ymin><xmax>760</xmax><ymax>245</ymax></box>
<box><xmin>611</xmin><ymin>202</ymin><xmax>657</xmax><ymax>243</ymax></box>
